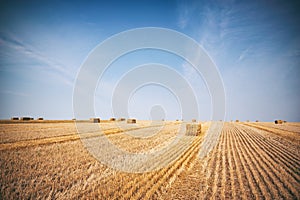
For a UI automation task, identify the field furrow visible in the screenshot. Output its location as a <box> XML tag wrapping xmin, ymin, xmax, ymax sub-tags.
<box><xmin>209</xmin><ymin>129</ymin><xmax>224</xmax><ymax>199</ymax></box>
<box><xmin>222</xmin><ymin>130</ymin><xmax>231</xmax><ymax>199</ymax></box>
<box><xmin>242</xmin><ymin>124</ymin><xmax>300</xmax><ymax>181</ymax></box>
<box><xmin>234</xmin><ymin>125</ymin><xmax>287</xmax><ymax>199</ymax></box>
<box><xmin>226</xmin><ymin>128</ymin><xmax>239</xmax><ymax>200</ymax></box>
<box><xmin>118</xmin><ymin>136</ymin><xmax>203</xmax><ymax>200</ymax></box>
<box><xmin>243</xmin><ymin>123</ymin><xmax>300</xmax><ymax>144</ymax></box>
<box><xmin>231</xmin><ymin>126</ymin><xmax>263</xmax><ymax>199</ymax></box>
<box><xmin>237</xmin><ymin>124</ymin><xmax>300</xmax><ymax>198</ymax></box>
<box><xmin>0</xmin><ymin>123</ymin><xmax>175</xmax><ymax>151</ymax></box>
<box><xmin>200</xmin><ymin>130</ymin><xmax>222</xmax><ymax>199</ymax></box>
<box><xmin>1</xmin><ymin>122</ymin><xmax>300</xmax><ymax>199</ymax></box>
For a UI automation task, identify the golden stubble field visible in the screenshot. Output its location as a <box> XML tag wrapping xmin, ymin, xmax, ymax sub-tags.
<box><xmin>0</xmin><ymin>120</ymin><xmax>299</xmax><ymax>199</ymax></box>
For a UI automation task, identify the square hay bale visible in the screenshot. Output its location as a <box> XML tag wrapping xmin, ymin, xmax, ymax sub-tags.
<box><xmin>20</xmin><ymin>117</ymin><xmax>32</xmax><ymax>121</ymax></box>
<box><xmin>11</xmin><ymin>117</ymin><xmax>19</xmax><ymax>120</ymax></box>
<box><xmin>127</xmin><ymin>118</ymin><xmax>136</xmax><ymax>124</ymax></box>
<box><xmin>90</xmin><ymin>118</ymin><xmax>100</xmax><ymax>123</ymax></box>
<box><xmin>275</xmin><ymin>120</ymin><xmax>283</xmax><ymax>124</ymax></box>
<box><xmin>186</xmin><ymin>123</ymin><xmax>201</xmax><ymax>136</ymax></box>
<box><xmin>192</xmin><ymin>119</ymin><xmax>197</xmax><ymax>122</ymax></box>
<box><xmin>110</xmin><ymin>118</ymin><xmax>116</xmax><ymax>121</ymax></box>
<box><xmin>118</xmin><ymin>118</ymin><xmax>126</xmax><ymax>121</ymax></box>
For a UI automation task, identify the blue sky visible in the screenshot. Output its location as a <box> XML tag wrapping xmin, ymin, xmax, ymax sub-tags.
<box><xmin>0</xmin><ymin>0</ymin><xmax>299</xmax><ymax>121</ymax></box>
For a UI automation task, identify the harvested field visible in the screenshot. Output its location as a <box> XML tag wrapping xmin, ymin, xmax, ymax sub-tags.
<box><xmin>0</xmin><ymin>121</ymin><xmax>299</xmax><ymax>199</ymax></box>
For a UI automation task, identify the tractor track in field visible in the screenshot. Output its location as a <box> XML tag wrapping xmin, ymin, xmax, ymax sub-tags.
<box><xmin>0</xmin><ymin>123</ymin><xmax>176</xmax><ymax>151</ymax></box>
<box><xmin>233</xmin><ymin>124</ymin><xmax>300</xmax><ymax>199</ymax></box>
<box><xmin>162</xmin><ymin>122</ymin><xmax>300</xmax><ymax>199</ymax></box>
<box><xmin>242</xmin><ymin>123</ymin><xmax>300</xmax><ymax>144</ymax></box>
<box><xmin>1</xmin><ymin>122</ymin><xmax>299</xmax><ymax>199</ymax></box>
<box><xmin>110</xmin><ymin>132</ymin><xmax>205</xmax><ymax>200</ymax></box>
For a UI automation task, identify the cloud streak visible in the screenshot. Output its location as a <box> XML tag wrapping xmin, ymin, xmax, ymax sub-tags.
<box><xmin>0</xmin><ymin>31</ymin><xmax>74</xmax><ymax>87</ymax></box>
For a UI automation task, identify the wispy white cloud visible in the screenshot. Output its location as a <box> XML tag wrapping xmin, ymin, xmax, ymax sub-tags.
<box><xmin>176</xmin><ymin>1</ymin><xmax>197</xmax><ymax>29</ymax></box>
<box><xmin>0</xmin><ymin>31</ymin><xmax>74</xmax><ymax>87</ymax></box>
<box><xmin>177</xmin><ymin>6</ymin><xmax>190</xmax><ymax>29</ymax></box>
<box><xmin>238</xmin><ymin>46</ymin><xmax>251</xmax><ymax>62</ymax></box>
<box><xmin>0</xmin><ymin>90</ymin><xmax>29</xmax><ymax>97</ymax></box>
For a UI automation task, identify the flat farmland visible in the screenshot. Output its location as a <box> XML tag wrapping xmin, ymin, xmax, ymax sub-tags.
<box><xmin>0</xmin><ymin>121</ymin><xmax>299</xmax><ymax>199</ymax></box>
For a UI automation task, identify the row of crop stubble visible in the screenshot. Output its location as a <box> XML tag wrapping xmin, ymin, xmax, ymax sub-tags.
<box><xmin>164</xmin><ymin>122</ymin><xmax>300</xmax><ymax>199</ymax></box>
<box><xmin>0</xmin><ymin>121</ymin><xmax>299</xmax><ymax>199</ymax></box>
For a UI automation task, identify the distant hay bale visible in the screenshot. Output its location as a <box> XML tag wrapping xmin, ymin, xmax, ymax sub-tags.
<box><xmin>37</xmin><ymin>117</ymin><xmax>44</xmax><ymax>120</ymax></box>
<box><xmin>176</xmin><ymin>119</ymin><xmax>179</xmax><ymax>121</ymax></box>
<box><xmin>20</xmin><ymin>117</ymin><xmax>32</xmax><ymax>121</ymax></box>
<box><xmin>72</xmin><ymin>118</ymin><xmax>76</xmax><ymax>120</ymax></box>
<box><xmin>127</xmin><ymin>118</ymin><xmax>136</xmax><ymax>124</ymax></box>
<box><xmin>275</xmin><ymin>120</ymin><xmax>283</xmax><ymax>124</ymax></box>
<box><xmin>283</xmin><ymin>120</ymin><xmax>287</xmax><ymax>123</ymax></box>
<box><xmin>11</xmin><ymin>117</ymin><xmax>19</xmax><ymax>120</ymax></box>
<box><xmin>110</xmin><ymin>118</ymin><xmax>116</xmax><ymax>121</ymax></box>
<box><xmin>118</xmin><ymin>118</ymin><xmax>126</xmax><ymax>121</ymax></box>
<box><xmin>186</xmin><ymin>123</ymin><xmax>201</xmax><ymax>136</ymax></box>
<box><xmin>256</xmin><ymin>120</ymin><xmax>259</xmax><ymax>122</ymax></box>
<box><xmin>90</xmin><ymin>118</ymin><xmax>100</xmax><ymax>123</ymax></box>
<box><xmin>235</xmin><ymin>120</ymin><xmax>239</xmax><ymax>122</ymax></box>
<box><xmin>246</xmin><ymin>120</ymin><xmax>249</xmax><ymax>122</ymax></box>
<box><xmin>192</xmin><ymin>119</ymin><xmax>197</xmax><ymax>122</ymax></box>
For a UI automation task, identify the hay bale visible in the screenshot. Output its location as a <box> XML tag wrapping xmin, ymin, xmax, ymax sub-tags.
<box><xmin>176</xmin><ymin>119</ymin><xmax>179</xmax><ymax>121</ymax></box>
<box><xmin>186</xmin><ymin>123</ymin><xmax>201</xmax><ymax>136</ymax></box>
<box><xmin>127</xmin><ymin>118</ymin><xmax>136</xmax><ymax>124</ymax></box>
<box><xmin>246</xmin><ymin>120</ymin><xmax>249</xmax><ymax>122</ymax></box>
<box><xmin>20</xmin><ymin>117</ymin><xmax>32</xmax><ymax>121</ymax></box>
<box><xmin>90</xmin><ymin>118</ymin><xmax>100</xmax><ymax>123</ymax></box>
<box><xmin>110</xmin><ymin>118</ymin><xmax>116</xmax><ymax>121</ymax></box>
<box><xmin>256</xmin><ymin>120</ymin><xmax>259</xmax><ymax>122</ymax></box>
<box><xmin>11</xmin><ymin>117</ymin><xmax>19</xmax><ymax>120</ymax></box>
<box><xmin>37</xmin><ymin>117</ymin><xmax>44</xmax><ymax>120</ymax></box>
<box><xmin>192</xmin><ymin>119</ymin><xmax>197</xmax><ymax>122</ymax></box>
<box><xmin>118</xmin><ymin>118</ymin><xmax>126</xmax><ymax>121</ymax></box>
<box><xmin>275</xmin><ymin>120</ymin><xmax>283</xmax><ymax>124</ymax></box>
<box><xmin>235</xmin><ymin>120</ymin><xmax>239</xmax><ymax>122</ymax></box>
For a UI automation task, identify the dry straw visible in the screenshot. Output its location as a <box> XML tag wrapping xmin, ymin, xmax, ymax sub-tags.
<box><xmin>90</xmin><ymin>118</ymin><xmax>100</xmax><ymax>123</ymax></box>
<box><xmin>186</xmin><ymin>123</ymin><xmax>201</xmax><ymax>136</ymax></box>
<box><xmin>20</xmin><ymin>117</ymin><xmax>32</xmax><ymax>121</ymax></box>
<box><xmin>127</xmin><ymin>118</ymin><xmax>136</xmax><ymax>124</ymax></box>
